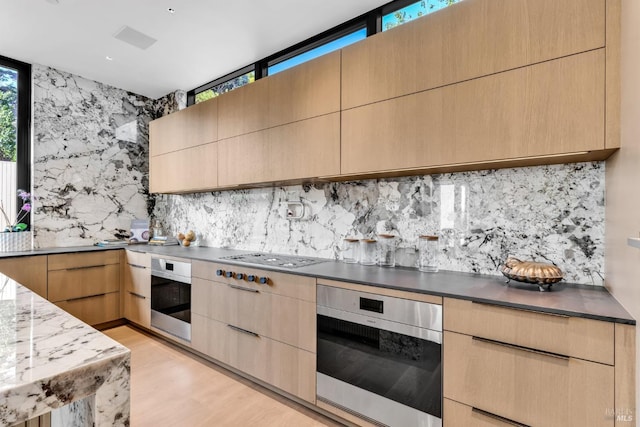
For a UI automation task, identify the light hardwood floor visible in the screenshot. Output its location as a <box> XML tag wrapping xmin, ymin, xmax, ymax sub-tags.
<box><xmin>103</xmin><ymin>325</ymin><xmax>344</xmax><ymax>427</ymax></box>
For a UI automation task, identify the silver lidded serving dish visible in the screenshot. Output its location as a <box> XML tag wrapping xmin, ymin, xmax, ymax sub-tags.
<box><xmin>499</xmin><ymin>257</ymin><xmax>563</xmax><ymax>292</ymax></box>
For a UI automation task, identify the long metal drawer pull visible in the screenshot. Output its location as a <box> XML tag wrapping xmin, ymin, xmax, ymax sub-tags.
<box><xmin>472</xmin><ymin>407</ymin><xmax>530</xmax><ymax>427</ymax></box>
<box><xmin>227</xmin><ymin>324</ymin><xmax>259</xmax><ymax>337</ymax></box>
<box><xmin>128</xmin><ymin>291</ymin><xmax>146</xmax><ymax>299</ymax></box>
<box><xmin>129</xmin><ymin>264</ymin><xmax>146</xmax><ymax>269</ymax></box>
<box><xmin>472</xmin><ymin>301</ymin><xmax>570</xmax><ymax>319</ymax></box>
<box><xmin>66</xmin><ymin>264</ymin><xmax>106</xmax><ymax>271</ymax></box>
<box><xmin>227</xmin><ymin>284</ymin><xmax>259</xmax><ymax>293</ymax></box>
<box><xmin>66</xmin><ymin>293</ymin><xmax>107</xmax><ymax>302</ymax></box>
<box><xmin>472</xmin><ymin>336</ymin><xmax>570</xmax><ymax>361</ymax></box>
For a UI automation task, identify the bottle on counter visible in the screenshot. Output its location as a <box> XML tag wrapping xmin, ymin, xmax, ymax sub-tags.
<box><xmin>418</xmin><ymin>235</ymin><xmax>439</xmax><ymax>273</ymax></box>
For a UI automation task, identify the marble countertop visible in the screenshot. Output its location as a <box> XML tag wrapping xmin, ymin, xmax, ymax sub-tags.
<box><xmin>0</xmin><ymin>273</ymin><xmax>130</xmax><ymax>426</ymax></box>
<box><xmin>1</xmin><ymin>244</ymin><xmax>634</xmax><ymax>324</ymax></box>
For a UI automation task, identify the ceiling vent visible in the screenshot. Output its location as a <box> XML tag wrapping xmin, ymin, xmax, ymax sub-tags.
<box><xmin>113</xmin><ymin>26</ymin><xmax>157</xmax><ymax>50</ymax></box>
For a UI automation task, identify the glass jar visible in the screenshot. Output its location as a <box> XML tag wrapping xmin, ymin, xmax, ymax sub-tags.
<box><xmin>359</xmin><ymin>239</ymin><xmax>377</xmax><ymax>266</ymax></box>
<box><xmin>342</xmin><ymin>238</ymin><xmax>359</xmax><ymax>264</ymax></box>
<box><xmin>418</xmin><ymin>235</ymin><xmax>439</xmax><ymax>272</ymax></box>
<box><xmin>377</xmin><ymin>234</ymin><xmax>396</xmax><ymax>267</ymax></box>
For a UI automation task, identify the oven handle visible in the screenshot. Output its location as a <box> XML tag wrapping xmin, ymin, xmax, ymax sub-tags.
<box><xmin>317</xmin><ymin>305</ymin><xmax>442</xmax><ymax>344</ymax></box>
<box><xmin>151</xmin><ymin>270</ymin><xmax>192</xmax><ymax>284</ymax></box>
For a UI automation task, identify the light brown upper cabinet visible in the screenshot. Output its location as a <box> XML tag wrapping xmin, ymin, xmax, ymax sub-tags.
<box><xmin>149</xmin><ymin>97</ymin><xmax>219</xmax><ymax>194</ymax></box>
<box><xmin>149</xmin><ymin>143</ymin><xmax>218</xmax><ymax>193</ymax></box>
<box><xmin>149</xmin><ymin>98</ymin><xmax>218</xmax><ymax>157</ymax></box>
<box><xmin>218</xmin><ymin>113</ymin><xmax>340</xmax><ymax>187</ymax></box>
<box><xmin>217</xmin><ymin>51</ymin><xmax>341</xmax><ymax>140</ymax></box>
<box><xmin>217</xmin><ymin>78</ymin><xmax>269</xmax><ymax>140</ymax></box>
<box><xmin>342</xmin><ymin>50</ymin><xmax>605</xmax><ymax>175</ymax></box>
<box><xmin>341</xmin><ymin>0</ymin><xmax>605</xmax><ymax>110</ymax></box>
<box><xmin>267</xmin><ymin>51</ymin><xmax>341</xmax><ymax>128</ymax></box>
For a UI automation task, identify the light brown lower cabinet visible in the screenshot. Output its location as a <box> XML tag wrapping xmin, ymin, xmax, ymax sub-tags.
<box><xmin>47</xmin><ymin>251</ymin><xmax>121</xmax><ymax>326</ymax></box>
<box><xmin>192</xmin><ymin>314</ymin><xmax>316</xmax><ymax>403</ymax></box>
<box><xmin>191</xmin><ymin>277</ymin><xmax>315</xmax><ymax>352</ymax></box>
<box><xmin>191</xmin><ymin>262</ymin><xmax>316</xmax><ymax>403</ymax></box>
<box><xmin>123</xmin><ymin>250</ymin><xmax>151</xmax><ymax>328</ymax></box>
<box><xmin>54</xmin><ymin>292</ymin><xmax>121</xmax><ymax>326</ymax></box>
<box><xmin>0</xmin><ymin>255</ymin><xmax>48</xmax><ymax>298</ymax></box>
<box><xmin>443</xmin><ymin>296</ymin><xmax>634</xmax><ymax>427</ymax></box>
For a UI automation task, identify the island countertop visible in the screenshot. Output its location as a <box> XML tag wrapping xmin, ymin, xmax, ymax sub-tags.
<box><xmin>0</xmin><ymin>273</ymin><xmax>130</xmax><ymax>426</ymax></box>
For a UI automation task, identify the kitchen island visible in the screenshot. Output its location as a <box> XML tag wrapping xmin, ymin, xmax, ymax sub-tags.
<box><xmin>0</xmin><ymin>273</ymin><xmax>130</xmax><ymax>427</ymax></box>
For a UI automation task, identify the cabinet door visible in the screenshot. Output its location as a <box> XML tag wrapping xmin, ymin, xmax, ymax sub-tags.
<box><xmin>48</xmin><ymin>250</ymin><xmax>120</xmax><ymax>270</ymax></box>
<box><xmin>55</xmin><ymin>292</ymin><xmax>120</xmax><ymax>326</ymax></box>
<box><xmin>149</xmin><ymin>142</ymin><xmax>218</xmax><ymax>193</ymax></box>
<box><xmin>342</xmin><ymin>50</ymin><xmax>604</xmax><ymax>175</ymax></box>
<box><xmin>0</xmin><ymin>256</ymin><xmax>47</xmax><ymax>298</ymax></box>
<box><xmin>192</xmin><ymin>278</ymin><xmax>315</xmax><ymax>352</ymax></box>
<box><xmin>217</xmin><ymin>78</ymin><xmax>269</xmax><ymax>140</ymax></box>
<box><xmin>444</xmin><ymin>298</ymin><xmax>614</xmax><ymax>365</ymax></box>
<box><xmin>149</xmin><ymin>98</ymin><xmax>218</xmax><ymax>157</ymax></box>
<box><xmin>48</xmin><ymin>264</ymin><xmax>120</xmax><ymax>302</ymax></box>
<box><xmin>342</xmin><ymin>0</ymin><xmax>605</xmax><ymax>109</ymax></box>
<box><xmin>218</xmin><ymin>113</ymin><xmax>340</xmax><ymax>186</ymax></box>
<box><xmin>192</xmin><ymin>314</ymin><xmax>316</xmax><ymax>403</ymax></box>
<box><xmin>124</xmin><ymin>290</ymin><xmax>150</xmax><ymax>328</ymax></box>
<box><xmin>444</xmin><ymin>331</ymin><xmax>614</xmax><ymax>427</ymax></box>
<box><xmin>268</xmin><ymin>51</ymin><xmax>341</xmax><ymax>127</ymax></box>
<box><xmin>124</xmin><ymin>251</ymin><xmax>151</xmax><ymax>327</ymax></box>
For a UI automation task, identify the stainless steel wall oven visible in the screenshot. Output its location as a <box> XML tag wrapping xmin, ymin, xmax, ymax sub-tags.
<box><xmin>316</xmin><ymin>284</ymin><xmax>442</xmax><ymax>427</ymax></box>
<box><xmin>151</xmin><ymin>257</ymin><xmax>191</xmax><ymax>341</ymax></box>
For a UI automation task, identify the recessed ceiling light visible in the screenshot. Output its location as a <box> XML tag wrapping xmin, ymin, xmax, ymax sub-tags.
<box><xmin>105</xmin><ymin>56</ymin><xmax>114</xmax><ymax>61</ymax></box>
<box><xmin>167</xmin><ymin>8</ymin><xmax>176</xmax><ymax>14</ymax></box>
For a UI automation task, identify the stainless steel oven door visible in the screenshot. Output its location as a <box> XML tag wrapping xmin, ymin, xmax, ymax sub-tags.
<box><xmin>151</xmin><ymin>258</ymin><xmax>191</xmax><ymax>342</ymax></box>
<box><xmin>317</xmin><ymin>291</ymin><xmax>442</xmax><ymax>427</ymax></box>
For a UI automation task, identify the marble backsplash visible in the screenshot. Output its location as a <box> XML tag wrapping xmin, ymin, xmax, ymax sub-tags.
<box><xmin>32</xmin><ymin>65</ymin><xmax>159</xmax><ymax>247</ymax></box>
<box><xmin>154</xmin><ymin>162</ymin><xmax>605</xmax><ymax>285</ymax></box>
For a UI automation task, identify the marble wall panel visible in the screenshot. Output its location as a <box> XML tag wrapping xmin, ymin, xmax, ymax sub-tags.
<box><xmin>32</xmin><ymin>65</ymin><xmax>158</xmax><ymax>247</ymax></box>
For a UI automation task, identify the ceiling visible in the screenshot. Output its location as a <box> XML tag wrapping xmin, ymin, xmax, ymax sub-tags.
<box><xmin>0</xmin><ymin>0</ymin><xmax>389</xmax><ymax>99</ymax></box>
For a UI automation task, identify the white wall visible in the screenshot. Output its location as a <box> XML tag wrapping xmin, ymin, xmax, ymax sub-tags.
<box><xmin>605</xmin><ymin>0</ymin><xmax>640</xmax><ymax>415</ymax></box>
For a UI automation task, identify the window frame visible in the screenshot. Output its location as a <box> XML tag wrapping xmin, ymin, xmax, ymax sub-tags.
<box><xmin>0</xmin><ymin>54</ymin><xmax>31</xmax><ymax>230</ymax></box>
<box><xmin>187</xmin><ymin>0</ymin><xmax>459</xmax><ymax>106</ymax></box>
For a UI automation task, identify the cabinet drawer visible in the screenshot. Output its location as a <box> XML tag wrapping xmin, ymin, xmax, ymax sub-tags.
<box><xmin>48</xmin><ymin>264</ymin><xmax>120</xmax><ymax>302</ymax></box>
<box><xmin>444</xmin><ymin>399</ymin><xmax>521</xmax><ymax>427</ymax></box>
<box><xmin>443</xmin><ymin>331</ymin><xmax>614</xmax><ymax>427</ymax></box>
<box><xmin>192</xmin><ymin>278</ymin><xmax>315</xmax><ymax>352</ymax></box>
<box><xmin>55</xmin><ymin>292</ymin><xmax>120</xmax><ymax>326</ymax></box>
<box><xmin>124</xmin><ymin>289</ymin><xmax>150</xmax><ymax>328</ymax></box>
<box><xmin>125</xmin><ymin>250</ymin><xmax>150</xmax><ymax>269</ymax></box>
<box><xmin>444</xmin><ymin>298</ymin><xmax>614</xmax><ymax>365</ymax></box>
<box><xmin>48</xmin><ymin>250</ymin><xmax>120</xmax><ymax>270</ymax></box>
<box><xmin>191</xmin><ymin>314</ymin><xmax>315</xmax><ymax>403</ymax></box>
<box><xmin>125</xmin><ymin>262</ymin><xmax>150</xmax><ymax>298</ymax></box>
<box><xmin>192</xmin><ymin>261</ymin><xmax>315</xmax><ymax>302</ymax></box>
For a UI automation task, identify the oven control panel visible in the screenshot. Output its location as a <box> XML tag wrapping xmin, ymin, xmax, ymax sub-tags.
<box><xmin>215</xmin><ymin>269</ymin><xmax>270</xmax><ymax>285</ymax></box>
